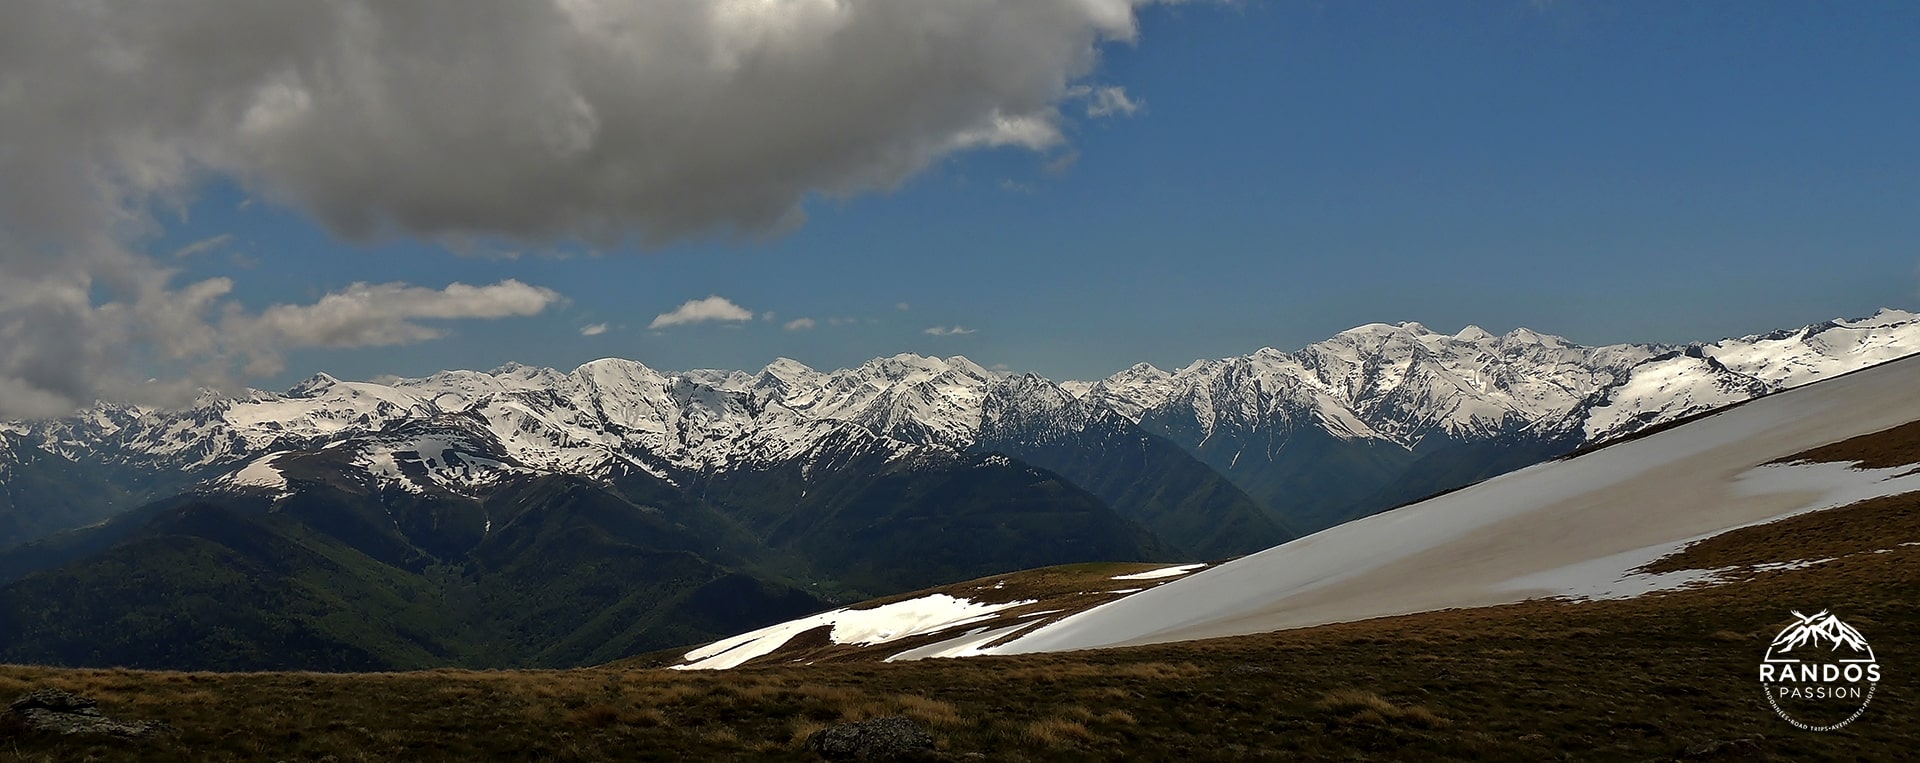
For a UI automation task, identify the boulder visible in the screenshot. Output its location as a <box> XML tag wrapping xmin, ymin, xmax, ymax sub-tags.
<box><xmin>806</xmin><ymin>715</ymin><xmax>937</xmax><ymax>761</ymax></box>
<box><xmin>6</xmin><ymin>688</ymin><xmax>172</xmax><ymax>739</ymax></box>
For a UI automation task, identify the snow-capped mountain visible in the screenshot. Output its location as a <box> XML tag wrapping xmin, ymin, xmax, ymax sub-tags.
<box><xmin>3</xmin><ymin>310</ymin><xmax>1918</xmax><ymax>672</ymax></box>
<box><xmin>0</xmin><ymin>350</ymin><xmax>1278</xmax><ymax>558</ymax></box>
<box><xmin>1084</xmin><ymin>310</ymin><xmax>1920</xmax><ymax>446</ymax></box>
<box><xmin>2</xmin><ymin>310</ymin><xmax>1916</xmax><ymax>547</ymax></box>
<box><xmin>666</xmin><ymin>345</ymin><xmax>1920</xmax><ymax>669</ymax></box>
<box><xmin>1072</xmin><ymin>309</ymin><xmax>1920</xmax><ymax>529</ymax></box>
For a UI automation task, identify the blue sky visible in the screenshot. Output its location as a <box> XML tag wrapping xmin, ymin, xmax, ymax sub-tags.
<box><xmin>84</xmin><ymin>1</ymin><xmax>1920</xmax><ymax>389</ymax></box>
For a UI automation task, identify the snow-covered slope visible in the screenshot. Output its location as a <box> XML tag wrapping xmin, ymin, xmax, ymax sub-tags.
<box><xmin>971</xmin><ymin>352</ymin><xmax>1920</xmax><ymax>656</ymax></box>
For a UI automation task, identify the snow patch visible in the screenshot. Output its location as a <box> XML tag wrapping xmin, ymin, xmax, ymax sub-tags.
<box><xmin>673</xmin><ymin>593</ymin><xmax>1035</xmax><ymax>670</ymax></box>
<box><xmin>220</xmin><ymin>451</ymin><xmax>293</xmax><ymax>499</ymax></box>
<box><xmin>1111</xmin><ymin>563</ymin><xmax>1206</xmax><ymax>580</ymax></box>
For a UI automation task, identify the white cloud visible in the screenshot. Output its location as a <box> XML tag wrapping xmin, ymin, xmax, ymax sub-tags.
<box><xmin>896</xmin><ymin>302</ymin><xmax>912</xmax><ymax>312</ymax></box>
<box><xmin>580</xmin><ymin>322</ymin><xmax>609</xmax><ymax>336</ymax></box>
<box><xmin>171</xmin><ymin>234</ymin><xmax>233</xmax><ymax>258</ymax></box>
<box><xmin>783</xmin><ymin>317</ymin><xmax>817</xmax><ymax>332</ymax></box>
<box><xmin>649</xmin><ymin>295</ymin><xmax>755</xmax><ymax>329</ymax></box>
<box><xmin>1073</xmin><ymin>85</ymin><xmax>1146</xmax><ymax>118</ymax></box>
<box><xmin>925</xmin><ymin>325</ymin><xmax>977</xmax><ymax>336</ymax></box>
<box><xmin>237</xmin><ymin>280</ymin><xmax>562</xmax><ymax>374</ymax></box>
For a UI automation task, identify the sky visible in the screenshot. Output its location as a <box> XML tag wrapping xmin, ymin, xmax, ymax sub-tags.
<box><xmin>1</xmin><ymin>1</ymin><xmax>1917</xmax><ymax>418</ymax></box>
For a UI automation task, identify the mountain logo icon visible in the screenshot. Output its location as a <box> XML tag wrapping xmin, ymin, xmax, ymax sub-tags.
<box><xmin>1758</xmin><ymin>609</ymin><xmax>1880</xmax><ymax>731</ymax></box>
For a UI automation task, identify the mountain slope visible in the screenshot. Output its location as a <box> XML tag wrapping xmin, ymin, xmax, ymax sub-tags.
<box><xmin>0</xmin><ymin>414</ymin><xmax>1167</xmax><ymax>670</ymax></box>
<box><xmin>982</xmin><ymin>351</ymin><xmax>1920</xmax><ymax>655</ymax></box>
<box><xmin>0</xmin><ymin>461</ymin><xmax>830</xmax><ymax>671</ymax></box>
<box><xmin>0</xmin><ymin>309</ymin><xmax>1914</xmax><ymax>671</ymax></box>
<box><xmin>690</xmin><ymin>431</ymin><xmax>1162</xmax><ymax>598</ymax></box>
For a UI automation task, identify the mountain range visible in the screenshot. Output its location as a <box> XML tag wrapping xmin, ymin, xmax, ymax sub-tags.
<box><xmin>0</xmin><ymin>309</ymin><xmax>1913</xmax><ymax>670</ymax></box>
<box><xmin>662</xmin><ymin>331</ymin><xmax>1920</xmax><ymax>669</ymax></box>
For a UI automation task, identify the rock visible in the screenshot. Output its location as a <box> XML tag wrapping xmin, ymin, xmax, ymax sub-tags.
<box><xmin>9</xmin><ymin>688</ymin><xmax>98</xmax><ymax>714</ymax></box>
<box><xmin>806</xmin><ymin>715</ymin><xmax>936</xmax><ymax>761</ymax></box>
<box><xmin>5</xmin><ymin>689</ymin><xmax>173</xmax><ymax>739</ymax></box>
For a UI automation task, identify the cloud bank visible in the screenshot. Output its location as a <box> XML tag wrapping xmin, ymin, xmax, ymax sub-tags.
<box><xmin>0</xmin><ymin>0</ymin><xmax>1181</xmax><ymax>417</ymax></box>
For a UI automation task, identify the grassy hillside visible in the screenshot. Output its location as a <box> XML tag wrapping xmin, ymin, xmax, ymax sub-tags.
<box><xmin>6</xmin><ymin>417</ymin><xmax>1917</xmax><ymax>757</ymax></box>
<box><xmin>3</xmin><ymin>485</ymin><xmax>1915</xmax><ymax>760</ymax></box>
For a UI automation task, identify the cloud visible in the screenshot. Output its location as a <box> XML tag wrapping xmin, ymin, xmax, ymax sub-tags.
<box><xmin>579</xmin><ymin>322</ymin><xmax>608</xmax><ymax>336</ymax></box>
<box><xmin>0</xmin><ymin>0</ymin><xmax>1175</xmax><ymax>248</ymax></box>
<box><xmin>0</xmin><ymin>273</ymin><xmax>561</xmax><ymax>417</ymax></box>
<box><xmin>1043</xmin><ymin>150</ymin><xmax>1082</xmax><ymax>177</ymax></box>
<box><xmin>0</xmin><ymin>0</ymin><xmax>1182</xmax><ymax>417</ymax></box>
<box><xmin>783</xmin><ymin>317</ymin><xmax>817</xmax><ymax>332</ymax></box>
<box><xmin>924</xmin><ymin>325</ymin><xmax>977</xmax><ymax>336</ymax></box>
<box><xmin>171</xmin><ymin>234</ymin><xmax>234</xmax><ymax>258</ymax></box>
<box><xmin>649</xmin><ymin>295</ymin><xmax>755</xmax><ymax>329</ymax></box>
<box><xmin>999</xmin><ymin>179</ymin><xmax>1036</xmax><ymax>194</ymax></box>
<box><xmin>237</xmin><ymin>280</ymin><xmax>561</xmax><ymax>374</ymax></box>
<box><xmin>1072</xmin><ymin>85</ymin><xmax>1146</xmax><ymax>118</ymax></box>
<box><xmin>895</xmin><ymin>302</ymin><xmax>912</xmax><ymax>312</ymax></box>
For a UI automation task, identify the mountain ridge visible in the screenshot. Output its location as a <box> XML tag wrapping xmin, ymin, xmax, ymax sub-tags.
<box><xmin>4</xmin><ymin>309</ymin><xmax>1915</xmax><ymax>545</ymax></box>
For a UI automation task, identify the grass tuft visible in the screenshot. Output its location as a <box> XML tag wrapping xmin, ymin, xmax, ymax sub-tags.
<box><xmin>1318</xmin><ymin>689</ymin><xmax>1450</xmax><ymax>729</ymax></box>
<box><xmin>1024</xmin><ymin>717</ymin><xmax>1096</xmax><ymax>747</ymax></box>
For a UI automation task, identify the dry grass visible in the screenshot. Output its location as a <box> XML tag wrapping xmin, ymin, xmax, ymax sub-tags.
<box><xmin>2</xmin><ymin>493</ymin><xmax>1918</xmax><ymax>761</ymax></box>
<box><xmin>1023</xmin><ymin>717</ymin><xmax>1096</xmax><ymax>747</ymax></box>
<box><xmin>1098</xmin><ymin>709</ymin><xmax>1137</xmax><ymax>726</ymax></box>
<box><xmin>1641</xmin><ymin>492</ymin><xmax>1920</xmax><ymax>573</ymax></box>
<box><xmin>1317</xmin><ymin>689</ymin><xmax>1449</xmax><ymax>729</ymax></box>
<box><xmin>1773</xmin><ymin>418</ymin><xmax>1920</xmax><ymax>469</ymax></box>
<box><xmin>785</xmin><ymin>718</ymin><xmax>832</xmax><ymax>749</ymax></box>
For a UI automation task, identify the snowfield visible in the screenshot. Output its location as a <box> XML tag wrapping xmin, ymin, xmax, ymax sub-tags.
<box><xmin>979</xmin><ymin>353</ymin><xmax>1920</xmax><ymax>656</ymax></box>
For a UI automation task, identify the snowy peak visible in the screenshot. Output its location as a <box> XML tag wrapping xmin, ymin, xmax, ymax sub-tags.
<box><xmin>286</xmin><ymin>372</ymin><xmax>341</xmax><ymax>398</ymax></box>
<box><xmin>756</xmin><ymin>357</ymin><xmax>824</xmax><ymax>390</ymax></box>
<box><xmin>1076</xmin><ymin>362</ymin><xmax>1175</xmax><ymax>423</ymax></box>
<box><xmin>1500</xmin><ymin>327</ymin><xmax>1561</xmax><ymax>347</ymax></box>
<box><xmin>1454</xmin><ymin>325</ymin><xmax>1496</xmax><ymax>343</ymax></box>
